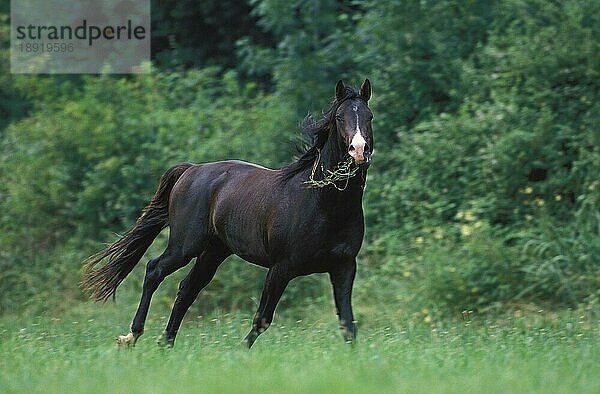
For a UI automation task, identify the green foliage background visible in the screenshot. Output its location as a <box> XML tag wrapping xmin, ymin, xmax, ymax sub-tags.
<box><xmin>0</xmin><ymin>0</ymin><xmax>598</xmax><ymax>319</ymax></box>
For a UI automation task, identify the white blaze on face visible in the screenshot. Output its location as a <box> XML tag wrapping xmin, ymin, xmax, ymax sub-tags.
<box><xmin>349</xmin><ymin>105</ymin><xmax>367</xmax><ymax>163</ymax></box>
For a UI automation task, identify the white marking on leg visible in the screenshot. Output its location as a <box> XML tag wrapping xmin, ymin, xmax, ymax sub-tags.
<box><xmin>116</xmin><ymin>331</ymin><xmax>137</xmax><ymax>347</ymax></box>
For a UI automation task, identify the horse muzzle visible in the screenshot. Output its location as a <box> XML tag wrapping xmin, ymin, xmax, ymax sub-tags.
<box><xmin>350</xmin><ymin>147</ymin><xmax>371</xmax><ymax>166</ymax></box>
<box><xmin>349</xmin><ymin>139</ymin><xmax>371</xmax><ymax>164</ymax></box>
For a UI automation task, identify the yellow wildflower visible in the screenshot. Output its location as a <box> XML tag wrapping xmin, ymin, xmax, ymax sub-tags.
<box><xmin>460</xmin><ymin>224</ymin><xmax>472</xmax><ymax>236</ymax></box>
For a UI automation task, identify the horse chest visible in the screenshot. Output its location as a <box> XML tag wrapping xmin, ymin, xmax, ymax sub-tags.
<box><xmin>276</xmin><ymin>215</ymin><xmax>363</xmax><ymax>263</ymax></box>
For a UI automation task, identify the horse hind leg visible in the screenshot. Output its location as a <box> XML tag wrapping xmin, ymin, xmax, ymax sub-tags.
<box><xmin>159</xmin><ymin>243</ymin><xmax>230</xmax><ymax>347</ymax></box>
<box><xmin>116</xmin><ymin>247</ymin><xmax>194</xmax><ymax>347</ymax></box>
<box><xmin>116</xmin><ymin>256</ymin><xmax>163</xmax><ymax>347</ymax></box>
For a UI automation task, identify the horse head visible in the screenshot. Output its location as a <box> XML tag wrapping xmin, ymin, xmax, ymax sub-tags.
<box><xmin>333</xmin><ymin>79</ymin><xmax>373</xmax><ymax>165</ymax></box>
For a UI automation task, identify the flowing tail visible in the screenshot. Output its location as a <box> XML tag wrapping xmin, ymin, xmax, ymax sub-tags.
<box><xmin>81</xmin><ymin>163</ymin><xmax>194</xmax><ymax>302</ymax></box>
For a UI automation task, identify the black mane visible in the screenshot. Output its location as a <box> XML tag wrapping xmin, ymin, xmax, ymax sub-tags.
<box><xmin>280</xmin><ymin>86</ymin><xmax>361</xmax><ymax>180</ymax></box>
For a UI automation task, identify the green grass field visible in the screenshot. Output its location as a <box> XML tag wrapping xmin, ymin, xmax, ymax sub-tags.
<box><xmin>1</xmin><ymin>303</ymin><xmax>598</xmax><ymax>394</ymax></box>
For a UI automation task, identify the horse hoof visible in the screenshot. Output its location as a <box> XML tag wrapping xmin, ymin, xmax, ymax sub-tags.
<box><xmin>157</xmin><ymin>333</ymin><xmax>174</xmax><ymax>348</ymax></box>
<box><xmin>238</xmin><ymin>338</ymin><xmax>248</xmax><ymax>349</ymax></box>
<box><xmin>115</xmin><ymin>332</ymin><xmax>136</xmax><ymax>347</ymax></box>
<box><xmin>242</xmin><ymin>331</ymin><xmax>259</xmax><ymax>349</ymax></box>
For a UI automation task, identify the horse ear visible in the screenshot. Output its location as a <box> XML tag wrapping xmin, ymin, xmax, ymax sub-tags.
<box><xmin>360</xmin><ymin>78</ymin><xmax>371</xmax><ymax>102</ymax></box>
<box><xmin>335</xmin><ymin>80</ymin><xmax>346</xmax><ymax>101</ymax></box>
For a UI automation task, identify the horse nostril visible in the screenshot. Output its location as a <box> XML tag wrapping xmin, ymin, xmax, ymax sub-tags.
<box><xmin>364</xmin><ymin>143</ymin><xmax>371</xmax><ymax>153</ymax></box>
<box><xmin>349</xmin><ymin>145</ymin><xmax>356</xmax><ymax>152</ymax></box>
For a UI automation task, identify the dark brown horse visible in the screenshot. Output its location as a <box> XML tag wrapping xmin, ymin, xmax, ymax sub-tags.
<box><xmin>81</xmin><ymin>79</ymin><xmax>373</xmax><ymax>348</ymax></box>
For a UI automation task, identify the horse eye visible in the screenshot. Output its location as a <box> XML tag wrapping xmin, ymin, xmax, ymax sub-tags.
<box><xmin>368</xmin><ymin>114</ymin><xmax>374</xmax><ymax>121</ymax></box>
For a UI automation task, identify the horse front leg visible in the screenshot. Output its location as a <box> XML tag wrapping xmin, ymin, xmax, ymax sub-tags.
<box><xmin>329</xmin><ymin>259</ymin><xmax>357</xmax><ymax>343</ymax></box>
<box><xmin>244</xmin><ymin>266</ymin><xmax>291</xmax><ymax>348</ymax></box>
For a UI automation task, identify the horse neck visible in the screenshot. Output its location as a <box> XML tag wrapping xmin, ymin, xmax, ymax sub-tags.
<box><xmin>319</xmin><ymin>130</ymin><xmax>344</xmax><ymax>171</ymax></box>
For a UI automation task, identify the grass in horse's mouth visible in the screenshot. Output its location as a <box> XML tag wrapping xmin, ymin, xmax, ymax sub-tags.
<box><xmin>304</xmin><ymin>157</ymin><xmax>360</xmax><ymax>189</ymax></box>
